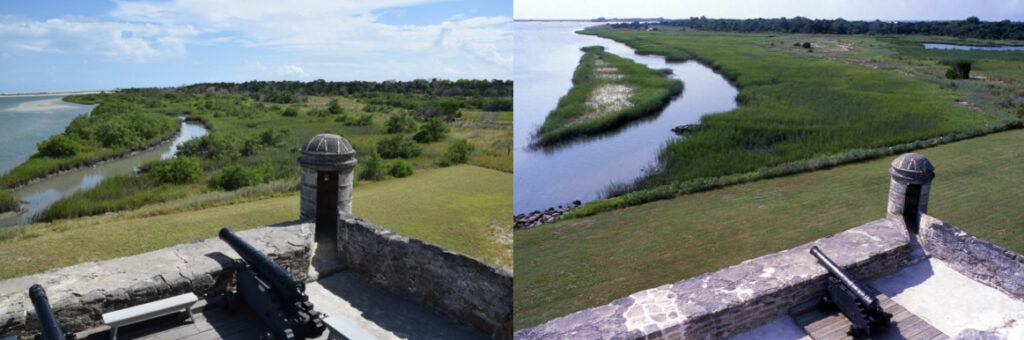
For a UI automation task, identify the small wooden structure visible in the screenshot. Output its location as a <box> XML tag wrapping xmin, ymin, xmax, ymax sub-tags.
<box><xmin>790</xmin><ymin>294</ymin><xmax>948</xmax><ymax>340</ymax></box>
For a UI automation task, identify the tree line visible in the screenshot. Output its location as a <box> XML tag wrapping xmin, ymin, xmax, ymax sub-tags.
<box><xmin>176</xmin><ymin>79</ymin><xmax>512</xmax><ymax>100</ymax></box>
<box><xmin>613</xmin><ymin>16</ymin><xmax>1024</xmax><ymax>40</ymax></box>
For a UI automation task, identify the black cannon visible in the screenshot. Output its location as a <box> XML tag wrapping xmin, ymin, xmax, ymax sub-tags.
<box><xmin>810</xmin><ymin>246</ymin><xmax>891</xmax><ymax>336</ymax></box>
<box><xmin>29</xmin><ymin>284</ymin><xmax>74</xmax><ymax>340</ymax></box>
<box><xmin>220</xmin><ymin>227</ymin><xmax>325</xmax><ymax>339</ymax></box>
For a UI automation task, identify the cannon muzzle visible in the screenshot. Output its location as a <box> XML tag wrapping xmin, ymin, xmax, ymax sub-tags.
<box><xmin>810</xmin><ymin>246</ymin><xmax>878</xmax><ymax>310</ymax></box>
<box><xmin>29</xmin><ymin>284</ymin><xmax>67</xmax><ymax>340</ymax></box>
<box><xmin>219</xmin><ymin>227</ymin><xmax>305</xmax><ymax>302</ymax></box>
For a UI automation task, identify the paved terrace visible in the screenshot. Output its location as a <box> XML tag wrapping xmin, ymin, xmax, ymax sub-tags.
<box><xmin>70</xmin><ymin>271</ymin><xmax>483</xmax><ymax>339</ymax></box>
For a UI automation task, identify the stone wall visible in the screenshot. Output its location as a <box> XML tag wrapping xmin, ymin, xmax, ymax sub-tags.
<box><xmin>337</xmin><ymin>215</ymin><xmax>513</xmax><ymax>339</ymax></box>
<box><xmin>918</xmin><ymin>215</ymin><xmax>1024</xmax><ymax>300</ymax></box>
<box><xmin>0</xmin><ymin>223</ymin><xmax>313</xmax><ymax>338</ymax></box>
<box><xmin>515</xmin><ymin>218</ymin><xmax>913</xmax><ymax>339</ymax></box>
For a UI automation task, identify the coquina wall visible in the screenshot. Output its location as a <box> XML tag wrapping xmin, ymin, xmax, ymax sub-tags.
<box><xmin>0</xmin><ymin>224</ymin><xmax>314</xmax><ymax>338</ymax></box>
<box><xmin>918</xmin><ymin>215</ymin><xmax>1024</xmax><ymax>300</ymax></box>
<box><xmin>337</xmin><ymin>215</ymin><xmax>514</xmax><ymax>339</ymax></box>
<box><xmin>515</xmin><ymin>218</ymin><xmax>913</xmax><ymax>339</ymax></box>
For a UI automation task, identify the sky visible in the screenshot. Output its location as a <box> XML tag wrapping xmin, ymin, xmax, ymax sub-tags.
<box><xmin>0</xmin><ymin>0</ymin><xmax>512</xmax><ymax>93</ymax></box>
<box><xmin>515</xmin><ymin>0</ymin><xmax>1024</xmax><ymax>21</ymax></box>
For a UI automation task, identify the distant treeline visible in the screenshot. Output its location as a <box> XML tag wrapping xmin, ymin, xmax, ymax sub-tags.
<box><xmin>176</xmin><ymin>79</ymin><xmax>512</xmax><ymax>100</ymax></box>
<box><xmin>613</xmin><ymin>16</ymin><xmax>1024</xmax><ymax>40</ymax></box>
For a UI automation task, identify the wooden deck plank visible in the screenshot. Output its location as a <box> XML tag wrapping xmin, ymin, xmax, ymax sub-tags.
<box><xmin>791</xmin><ymin>293</ymin><xmax>947</xmax><ymax>340</ymax></box>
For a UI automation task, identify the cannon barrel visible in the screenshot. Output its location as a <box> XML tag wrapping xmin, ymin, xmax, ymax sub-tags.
<box><xmin>810</xmin><ymin>246</ymin><xmax>877</xmax><ymax>309</ymax></box>
<box><xmin>29</xmin><ymin>284</ymin><xmax>66</xmax><ymax>340</ymax></box>
<box><xmin>219</xmin><ymin>227</ymin><xmax>305</xmax><ymax>303</ymax></box>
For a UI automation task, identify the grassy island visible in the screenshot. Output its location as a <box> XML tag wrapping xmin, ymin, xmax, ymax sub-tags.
<box><xmin>534</xmin><ymin>46</ymin><xmax>683</xmax><ymax>146</ymax></box>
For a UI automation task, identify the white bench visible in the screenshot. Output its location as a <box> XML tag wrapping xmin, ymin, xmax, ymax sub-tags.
<box><xmin>101</xmin><ymin>293</ymin><xmax>198</xmax><ymax>340</ymax></box>
<box><xmin>323</xmin><ymin>315</ymin><xmax>376</xmax><ymax>340</ymax></box>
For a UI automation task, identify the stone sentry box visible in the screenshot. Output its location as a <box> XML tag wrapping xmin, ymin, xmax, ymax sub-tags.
<box><xmin>886</xmin><ymin>153</ymin><xmax>934</xmax><ymax>234</ymax></box>
<box><xmin>298</xmin><ymin>133</ymin><xmax>357</xmax><ymax>243</ymax></box>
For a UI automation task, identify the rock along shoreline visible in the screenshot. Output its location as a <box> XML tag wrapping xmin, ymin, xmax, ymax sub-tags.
<box><xmin>514</xmin><ymin>200</ymin><xmax>582</xmax><ymax>229</ymax></box>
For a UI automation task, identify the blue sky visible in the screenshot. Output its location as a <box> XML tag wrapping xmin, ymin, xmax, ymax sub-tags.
<box><xmin>0</xmin><ymin>0</ymin><xmax>512</xmax><ymax>93</ymax></box>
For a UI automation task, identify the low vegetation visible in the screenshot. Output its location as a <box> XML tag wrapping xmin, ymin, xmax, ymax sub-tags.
<box><xmin>515</xmin><ymin>128</ymin><xmax>1024</xmax><ymax>330</ymax></box>
<box><xmin>7</xmin><ymin>80</ymin><xmax>510</xmax><ymax>222</ymax></box>
<box><xmin>942</xmin><ymin>59</ymin><xmax>973</xmax><ymax>79</ymax></box>
<box><xmin>0</xmin><ymin>165</ymin><xmax>512</xmax><ymax>279</ymax></box>
<box><xmin>440</xmin><ymin>138</ymin><xmax>475</xmax><ymax>166</ymax></box>
<box><xmin>0</xmin><ymin>97</ymin><xmax>179</xmax><ymax>188</ymax></box>
<box><xmin>534</xmin><ymin>46</ymin><xmax>683</xmax><ymax>146</ymax></box>
<box><xmin>574</xmin><ymin>28</ymin><xmax>1011</xmax><ymax>210</ymax></box>
<box><xmin>36</xmin><ymin>175</ymin><xmax>187</xmax><ymax>222</ymax></box>
<box><xmin>616</xmin><ymin>16</ymin><xmax>1024</xmax><ymax>40</ymax></box>
<box><xmin>0</xmin><ymin>190</ymin><xmax>19</xmax><ymax>214</ymax></box>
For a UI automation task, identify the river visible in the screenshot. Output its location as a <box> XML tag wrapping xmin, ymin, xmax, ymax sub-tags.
<box><xmin>923</xmin><ymin>43</ymin><xmax>1024</xmax><ymax>51</ymax></box>
<box><xmin>0</xmin><ymin>96</ymin><xmax>209</xmax><ymax>226</ymax></box>
<box><xmin>513</xmin><ymin>22</ymin><xmax>739</xmax><ymax>214</ymax></box>
<box><xmin>0</xmin><ymin>95</ymin><xmax>94</xmax><ymax>174</ymax></box>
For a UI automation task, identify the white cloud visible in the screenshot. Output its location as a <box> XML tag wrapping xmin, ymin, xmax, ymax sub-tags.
<box><xmin>109</xmin><ymin>0</ymin><xmax>512</xmax><ymax>79</ymax></box>
<box><xmin>0</xmin><ymin>15</ymin><xmax>197</xmax><ymax>62</ymax></box>
<box><xmin>277</xmin><ymin>64</ymin><xmax>306</xmax><ymax>77</ymax></box>
<box><xmin>0</xmin><ymin>1</ymin><xmax>512</xmax><ymax>79</ymax></box>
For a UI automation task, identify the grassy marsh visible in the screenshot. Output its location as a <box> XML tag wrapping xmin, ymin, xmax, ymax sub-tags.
<box><xmin>534</xmin><ymin>46</ymin><xmax>683</xmax><ymax>146</ymax></box>
<box><xmin>570</xmin><ymin>28</ymin><xmax>1015</xmax><ymax>212</ymax></box>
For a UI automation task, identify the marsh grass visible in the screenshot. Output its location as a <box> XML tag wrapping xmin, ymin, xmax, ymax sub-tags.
<box><xmin>35</xmin><ymin>175</ymin><xmax>190</xmax><ymax>222</ymax></box>
<box><xmin>574</xmin><ymin>28</ymin><xmax>1006</xmax><ymax>209</ymax></box>
<box><xmin>534</xmin><ymin>46</ymin><xmax>683</xmax><ymax>145</ymax></box>
<box><xmin>0</xmin><ymin>190</ymin><xmax>19</xmax><ymax>213</ymax></box>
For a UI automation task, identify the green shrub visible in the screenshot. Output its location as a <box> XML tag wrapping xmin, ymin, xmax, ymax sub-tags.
<box><xmin>358</xmin><ymin>151</ymin><xmax>386</xmax><ymax>181</ymax></box>
<box><xmin>37</xmin><ymin>135</ymin><xmax>79</xmax><ymax>157</ymax></box>
<box><xmin>388</xmin><ymin>160</ymin><xmax>414</xmax><ymax>178</ymax></box>
<box><xmin>210</xmin><ymin>166</ymin><xmax>264</xmax><ymax>190</ymax></box>
<box><xmin>440</xmin><ymin>139</ymin><xmax>475</xmax><ymax>166</ymax></box>
<box><xmin>0</xmin><ymin>190</ymin><xmax>19</xmax><ymax>214</ymax></box>
<box><xmin>376</xmin><ymin>135</ymin><xmax>422</xmax><ymax>159</ymax></box>
<box><xmin>350</xmin><ymin>113</ymin><xmax>373</xmax><ymax>126</ymax></box>
<box><xmin>282</xmin><ymin>107</ymin><xmax>299</xmax><ymax>117</ymax></box>
<box><xmin>328</xmin><ymin>99</ymin><xmax>342</xmax><ymax>114</ymax></box>
<box><xmin>145</xmin><ymin>157</ymin><xmax>202</xmax><ymax>184</ymax></box>
<box><xmin>942</xmin><ymin>59</ymin><xmax>972</xmax><ymax>79</ymax></box>
<box><xmin>259</xmin><ymin>128</ymin><xmax>289</xmax><ymax>147</ymax></box>
<box><xmin>413</xmin><ymin>118</ymin><xmax>450</xmax><ymax>143</ymax></box>
<box><xmin>177</xmin><ymin>134</ymin><xmax>241</xmax><ymax>161</ymax></box>
<box><xmin>386</xmin><ymin>113</ymin><xmax>417</xmax><ymax>134</ymax></box>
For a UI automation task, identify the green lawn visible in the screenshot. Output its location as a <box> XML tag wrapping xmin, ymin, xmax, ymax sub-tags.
<box><xmin>0</xmin><ymin>164</ymin><xmax>511</xmax><ymax>280</ymax></box>
<box><xmin>534</xmin><ymin>46</ymin><xmax>683</xmax><ymax>146</ymax></box>
<box><xmin>579</xmin><ymin>28</ymin><xmax>1007</xmax><ymax>197</ymax></box>
<box><xmin>514</xmin><ymin>129</ymin><xmax>1024</xmax><ymax>330</ymax></box>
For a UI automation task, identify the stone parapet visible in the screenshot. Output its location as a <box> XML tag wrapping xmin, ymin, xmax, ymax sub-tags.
<box><xmin>337</xmin><ymin>215</ymin><xmax>513</xmax><ymax>339</ymax></box>
<box><xmin>918</xmin><ymin>215</ymin><xmax>1024</xmax><ymax>300</ymax></box>
<box><xmin>515</xmin><ymin>218</ymin><xmax>913</xmax><ymax>339</ymax></box>
<box><xmin>0</xmin><ymin>224</ymin><xmax>313</xmax><ymax>338</ymax></box>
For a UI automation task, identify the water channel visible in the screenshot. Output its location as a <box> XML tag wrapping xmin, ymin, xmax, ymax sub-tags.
<box><xmin>513</xmin><ymin>22</ymin><xmax>739</xmax><ymax>214</ymax></box>
<box><xmin>0</xmin><ymin>96</ymin><xmax>208</xmax><ymax>226</ymax></box>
